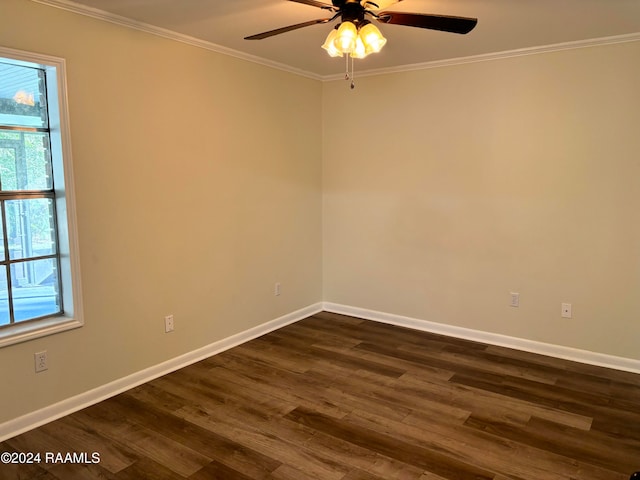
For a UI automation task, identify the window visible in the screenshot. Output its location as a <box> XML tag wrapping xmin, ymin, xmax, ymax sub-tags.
<box><xmin>0</xmin><ymin>47</ymin><xmax>83</xmax><ymax>347</ymax></box>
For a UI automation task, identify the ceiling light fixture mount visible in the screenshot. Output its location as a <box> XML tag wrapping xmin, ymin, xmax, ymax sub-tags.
<box><xmin>245</xmin><ymin>0</ymin><xmax>477</xmax><ymax>89</ymax></box>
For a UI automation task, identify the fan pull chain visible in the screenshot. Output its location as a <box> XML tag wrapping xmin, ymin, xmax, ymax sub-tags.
<box><xmin>345</xmin><ymin>54</ymin><xmax>349</xmax><ymax>81</ymax></box>
<box><xmin>344</xmin><ymin>55</ymin><xmax>355</xmax><ymax>89</ymax></box>
<box><xmin>350</xmin><ymin>56</ymin><xmax>355</xmax><ymax>89</ymax></box>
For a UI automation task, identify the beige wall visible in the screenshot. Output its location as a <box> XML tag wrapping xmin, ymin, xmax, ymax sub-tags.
<box><xmin>323</xmin><ymin>41</ymin><xmax>640</xmax><ymax>360</ymax></box>
<box><xmin>0</xmin><ymin>0</ymin><xmax>322</xmax><ymax>423</ymax></box>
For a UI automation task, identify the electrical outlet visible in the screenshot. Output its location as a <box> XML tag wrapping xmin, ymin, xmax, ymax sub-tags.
<box><xmin>274</xmin><ymin>282</ymin><xmax>281</xmax><ymax>296</ymax></box>
<box><xmin>34</xmin><ymin>351</ymin><xmax>48</xmax><ymax>373</ymax></box>
<box><xmin>509</xmin><ymin>292</ymin><xmax>520</xmax><ymax>308</ymax></box>
<box><xmin>164</xmin><ymin>315</ymin><xmax>174</xmax><ymax>333</ymax></box>
<box><xmin>561</xmin><ymin>303</ymin><xmax>572</xmax><ymax>318</ymax></box>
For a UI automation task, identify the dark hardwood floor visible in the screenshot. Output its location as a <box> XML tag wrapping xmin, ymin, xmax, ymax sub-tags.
<box><xmin>2</xmin><ymin>311</ymin><xmax>640</xmax><ymax>479</ymax></box>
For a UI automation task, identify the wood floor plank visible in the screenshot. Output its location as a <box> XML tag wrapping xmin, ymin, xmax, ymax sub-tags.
<box><xmin>2</xmin><ymin>312</ymin><xmax>639</xmax><ymax>480</ymax></box>
<box><xmin>268</xmin><ymin>464</ymin><xmax>320</xmax><ymax>480</ymax></box>
<box><xmin>158</xmin><ymin>361</ymin><xmax>298</xmax><ymax>420</ymax></box>
<box><xmin>115</xmin><ymin>423</ymin><xmax>211</xmax><ymax>478</ymax></box>
<box><xmin>188</xmin><ymin>459</ymin><xmax>258</xmax><ymax>480</ymax></box>
<box><xmin>451</xmin><ymin>372</ymin><xmax>594</xmax><ymax>413</ymax></box>
<box><xmin>340</xmin><ymin>467</ymin><xmax>389</xmax><ymax>480</ymax></box>
<box><xmin>403</xmin><ymin>410</ymin><xmax>578</xmax><ymax>480</ymax></box>
<box><xmin>310</xmin><ymin>341</ymin><xmax>455</xmax><ymax>381</ymax></box>
<box><xmin>400</xmin><ymin>370</ymin><xmax>593</xmax><ymax>430</ymax></box>
<box><xmin>351</xmin><ymin>409</ymin><xmax>585</xmax><ymax>480</ymax></box>
<box><xmin>345</xmin><ymin>408</ymin><xmax>519</xmax><ymax>477</ymax></box>
<box><xmin>0</xmin><ymin>458</ymin><xmax>53</xmax><ymax>480</ymax></box>
<box><xmin>70</xmin><ymin>400</ymin><xmax>138</xmax><ymax>439</ymax></box>
<box><xmin>212</xmin><ymin>350</ymin><xmax>416</xmax><ymax>425</ymax></box>
<box><xmin>526</xmin><ymin>416</ymin><xmax>639</xmax><ymax>472</ymax></box>
<box><xmin>422</xmin><ymin>343</ymin><xmax>560</xmax><ymax>384</ymax></box>
<box><xmin>304</xmin><ymin>364</ymin><xmax>472</xmax><ymax>426</ymax></box>
<box><xmin>176</xmin><ymin>404</ymin><xmax>348</xmax><ymax>480</ymax></box>
<box><xmin>37</xmin><ymin>415</ymin><xmax>137</xmax><ymax>474</ymax></box>
<box><xmin>115</xmin><ymin>456</ymin><xmax>188</xmax><ymax>480</ymax></box>
<box><xmin>44</xmin><ymin>463</ymin><xmax>118</xmax><ymax>480</ymax></box>
<box><xmin>285</xmin><ymin>406</ymin><xmax>496</xmax><ymax>480</ymax></box>
<box><xmin>112</xmin><ymin>393</ymin><xmax>282</xmax><ymax>478</ymax></box>
<box><xmin>463</xmin><ymin>415</ymin><xmax>631</xmax><ymax>479</ymax></box>
<box><xmin>201</xmin><ymin>357</ymin><xmax>352</xmax><ymax>419</ymax></box>
<box><xmin>354</xmin><ymin>341</ymin><xmax>506</xmax><ymax>383</ymax></box>
<box><xmin>302</xmin><ymin>426</ymin><xmax>426</xmax><ymax>480</ymax></box>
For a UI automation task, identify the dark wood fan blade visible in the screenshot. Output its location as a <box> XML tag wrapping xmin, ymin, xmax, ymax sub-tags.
<box><xmin>377</xmin><ymin>12</ymin><xmax>477</xmax><ymax>34</ymax></box>
<box><xmin>245</xmin><ymin>18</ymin><xmax>332</xmax><ymax>40</ymax></box>
<box><xmin>288</xmin><ymin>0</ymin><xmax>337</xmax><ymax>10</ymax></box>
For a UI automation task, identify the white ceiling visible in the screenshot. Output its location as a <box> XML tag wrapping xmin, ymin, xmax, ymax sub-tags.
<box><xmin>37</xmin><ymin>0</ymin><xmax>640</xmax><ymax>78</ymax></box>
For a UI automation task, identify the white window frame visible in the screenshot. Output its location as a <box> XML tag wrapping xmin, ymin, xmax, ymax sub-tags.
<box><xmin>0</xmin><ymin>46</ymin><xmax>83</xmax><ymax>347</ymax></box>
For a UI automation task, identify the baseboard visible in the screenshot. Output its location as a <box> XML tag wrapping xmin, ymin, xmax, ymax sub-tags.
<box><xmin>323</xmin><ymin>302</ymin><xmax>640</xmax><ymax>375</ymax></box>
<box><xmin>0</xmin><ymin>302</ymin><xmax>323</xmax><ymax>443</ymax></box>
<box><xmin>4</xmin><ymin>301</ymin><xmax>637</xmax><ymax>442</ymax></box>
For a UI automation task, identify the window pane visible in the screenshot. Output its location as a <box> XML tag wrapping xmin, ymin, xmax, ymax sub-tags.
<box><xmin>0</xmin><ymin>131</ymin><xmax>53</xmax><ymax>190</ymax></box>
<box><xmin>7</xmin><ymin>198</ymin><xmax>57</xmax><ymax>261</ymax></box>
<box><xmin>0</xmin><ymin>269</ymin><xmax>9</xmax><ymax>326</ymax></box>
<box><xmin>11</xmin><ymin>259</ymin><xmax>60</xmax><ymax>322</ymax></box>
<box><xmin>0</xmin><ymin>62</ymin><xmax>48</xmax><ymax>129</ymax></box>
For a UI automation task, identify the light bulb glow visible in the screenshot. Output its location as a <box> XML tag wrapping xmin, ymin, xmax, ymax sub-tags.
<box><xmin>320</xmin><ymin>22</ymin><xmax>387</xmax><ymax>59</ymax></box>
<box><xmin>350</xmin><ymin>35</ymin><xmax>368</xmax><ymax>59</ymax></box>
<box><xmin>334</xmin><ymin>21</ymin><xmax>358</xmax><ymax>54</ymax></box>
<box><xmin>358</xmin><ymin>23</ymin><xmax>387</xmax><ymax>54</ymax></box>
<box><xmin>321</xmin><ymin>29</ymin><xmax>343</xmax><ymax>57</ymax></box>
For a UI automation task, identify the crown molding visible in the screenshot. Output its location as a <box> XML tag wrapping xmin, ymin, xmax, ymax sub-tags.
<box><xmin>30</xmin><ymin>1</ymin><xmax>640</xmax><ymax>82</ymax></box>
<box><xmin>30</xmin><ymin>0</ymin><xmax>324</xmax><ymax>81</ymax></box>
<box><xmin>321</xmin><ymin>32</ymin><xmax>640</xmax><ymax>81</ymax></box>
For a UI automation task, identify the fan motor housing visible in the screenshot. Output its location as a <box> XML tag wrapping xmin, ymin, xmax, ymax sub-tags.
<box><xmin>341</xmin><ymin>0</ymin><xmax>366</xmax><ymax>25</ymax></box>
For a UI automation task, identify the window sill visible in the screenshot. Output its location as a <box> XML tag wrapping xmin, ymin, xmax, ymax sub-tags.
<box><xmin>0</xmin><ymin>316</ymin><xmax>83</xmax><ymax>348</ymax></box>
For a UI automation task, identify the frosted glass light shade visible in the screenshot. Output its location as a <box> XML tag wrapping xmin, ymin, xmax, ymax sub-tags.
<box><xmin>321</xmin><ymin>29</ymin><xmax>343</xmax><ymax>57</ymax></box>
<box><xmin>334</xmin><ymin>21</ymin><xmax>358</xmax><ymax>54</ymax></box>
<box><xmin>359</xmin><ymin>23</ymin><xmax>387</xmax><ymax>54</ymax></box>
<box><xmin>350</xmin><ymin>36</ymin><xmax>368</xmax><ymax>59</ymax></box>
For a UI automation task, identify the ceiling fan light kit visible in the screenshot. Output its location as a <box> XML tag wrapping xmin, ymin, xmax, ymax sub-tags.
<box><xmin>322</xmin><ymin>21</ymin><xmax>387</xmax><ymax>58</ymax></box>
<box><xmin>321</xmin><ymin>28</ymin><xmax>343</xmax><ymax>56</ymax></box>
<box><xmin>358</xmin><ymin>22</ymin><xmax>387</xmax><ymax>54</ymax></box>
<box><xmin>246</xmin><ymin>0</ymin><xmax>477</xmax><ymax>88</ymax></box>
<box><xmin>335</xmin><ymin>21</ymin><xmax>358</xmax><ymax>54</ymax></box>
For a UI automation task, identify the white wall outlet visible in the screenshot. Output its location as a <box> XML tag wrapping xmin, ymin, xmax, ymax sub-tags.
<box><xmin>34</xmin><ymin>351</ymin><xmax>48</xmax><ymax>373</ymax></box>
<box><xmin>164</xmin><ymin>314</ymin><xmax>174</xmax><ymax>333</ymax></box>
<box><xmin>509</xmin><ymin>292</ymin><xmax>520</xmax><ymax>307</ymax></box>
<box><xmin>561</xmin><ymin>303</ymin><xmax>572</xmax><ymax>318</ymax></box>
<box><xmin>274</xmin><ymin>282</ymin><xmax>281</xmax><ymax>296</ymax></box>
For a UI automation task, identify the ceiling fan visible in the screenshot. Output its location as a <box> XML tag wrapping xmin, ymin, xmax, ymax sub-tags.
<box><xmin>245</xmin><ymin>0</ymin><xmax>477</xmax><ymax>88</ymax></box>
<box><xmin>245</xmin><ymin>0</ymin><xmax>477</xmax><ymax>42</ymax></box>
